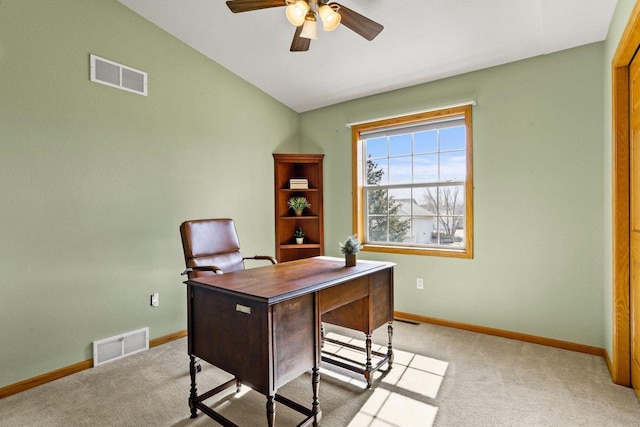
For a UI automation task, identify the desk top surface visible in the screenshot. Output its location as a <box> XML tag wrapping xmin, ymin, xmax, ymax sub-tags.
<box><xmin>185</xmin><ymin>256</ymin><xmax>394</xmax><ymax>304</ymax></box>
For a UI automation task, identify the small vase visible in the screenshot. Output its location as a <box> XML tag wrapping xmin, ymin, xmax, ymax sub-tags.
<box><xmin>296</xmin><ymin>237</ymin><xmax>304</xmax><ymax>244</ymax></box>
<box><xmin>294</xmin><ymin>209</ymin><xmax>303</xmax><ymax>216</ymax></box>
<box><xmin>345</xmin><ymin>253</ymin><xmax>356</xmax><ymax>267</ymax></box>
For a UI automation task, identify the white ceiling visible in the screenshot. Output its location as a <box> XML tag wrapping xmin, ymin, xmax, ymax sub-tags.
<box><xmin>118</xmin><ymin>0</ymin><xmax>617</xmax><ymax>113</ymax></box>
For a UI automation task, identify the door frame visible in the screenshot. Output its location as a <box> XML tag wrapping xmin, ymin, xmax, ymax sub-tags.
<box><xmin>612</xmin><ymin>1</ymin><xmax>640</xmax><ymax>387</ymax></box>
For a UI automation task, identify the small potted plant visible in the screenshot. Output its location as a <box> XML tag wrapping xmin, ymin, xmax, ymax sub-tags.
<box><xmin>339</xmin><ymin>234</ymin><xmax>362</xmax><ymax>267</ymax></box>
<box><xmin>288</xmin><ymin>196</ymin><xmax>311</xmax><ymax>216</ymax></box>
<box><xmin>294</xmin><ymin>227</ymin><xmax>305</xmax><ymax>244</ymax></box>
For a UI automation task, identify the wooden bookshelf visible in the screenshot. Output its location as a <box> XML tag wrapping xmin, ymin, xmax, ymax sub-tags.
<box><xmin>273</xmin><ymin>153</ymin><xmax>324</xmax><ymax>262</ymax></box>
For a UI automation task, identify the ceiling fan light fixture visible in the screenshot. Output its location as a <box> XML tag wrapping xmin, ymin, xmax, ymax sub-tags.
<box><xmin>300</xmin><ymin>12</ymin><xmax>317</xmax><ymax>40</ymax></box>
<box><xmin>318</xmin><ymin>4</ymin><xmax>341</xmax><ymax>32</ymax></box>
<box><xmin>286</xmin><ymin>1</ymin><xmax>310</xmax><ymax>27</ymax></box>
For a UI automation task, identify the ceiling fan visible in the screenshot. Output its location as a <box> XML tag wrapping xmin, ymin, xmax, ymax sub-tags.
<box><xmin>225</xmin><ymin>0</ymin><xmax>384</xmax><ymax>52</ymax></box>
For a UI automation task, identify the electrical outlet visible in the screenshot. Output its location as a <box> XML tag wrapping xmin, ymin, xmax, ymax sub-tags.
<box><xmin>416</xmin><ymin>277</ymin><xmax>424</xmax><ymax>290</ymax></box>
<box><xmin>150</xmin><ymin>293</ymin><xmax>159</xmax><ymax>307</ymax></box>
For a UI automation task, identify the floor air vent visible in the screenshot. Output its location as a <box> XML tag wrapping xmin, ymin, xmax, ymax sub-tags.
<box><xmin>93</xmin><ymin>327</ymin><xmax>149</xmax><ymax>367</ymax></box>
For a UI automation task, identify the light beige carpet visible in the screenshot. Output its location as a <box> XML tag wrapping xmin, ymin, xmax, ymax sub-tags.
<box><xmin>1</xmin><ymin>321</ymin><xmax>639</xmax><ymax>426</ymax></box>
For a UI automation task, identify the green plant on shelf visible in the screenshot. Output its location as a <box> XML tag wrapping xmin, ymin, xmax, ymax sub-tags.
<box><xmin>288</xmin><ymin>196</ymin><xmax>311</xmax><ymax>216</ymax></box>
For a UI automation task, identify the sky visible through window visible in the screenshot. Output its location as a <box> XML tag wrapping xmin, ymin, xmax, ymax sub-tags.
<box><xmin>365</xmin><ymin>126</ymin><xmax>466</xmax><ymax>200</ymax></box>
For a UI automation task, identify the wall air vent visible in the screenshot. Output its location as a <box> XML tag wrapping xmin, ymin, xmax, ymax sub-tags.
<box><xmin>93</xmin><ymin>327</ymin><xmax>149</xmax><ymax>367</ymax></box>
<box><xmin>90</xmin><ymin>54</ymin><xmax>147</xmax><ymax>96</ymax></box>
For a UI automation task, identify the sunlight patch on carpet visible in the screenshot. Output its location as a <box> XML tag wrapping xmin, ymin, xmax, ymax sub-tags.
<box><xmin>323</xmin><ymin>332</ymin><xmax>448</xmax><ymax>427</ymax></box>
<box><xmin>348</xmin><ymin>388</ymin><xmax>439</xmax><ymax>427</ymax></box>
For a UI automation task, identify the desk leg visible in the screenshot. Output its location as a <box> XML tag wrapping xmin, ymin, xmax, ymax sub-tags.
<box><xmin>189</xmin><ymin>355</ymin><xmax>198</xmax><ymax>418</ymax></box>
<box><xmin>364</xmin><ymin>334</ymin><xmax>373</xmax><ymax>388</ymax></box>
<box><xmin>312</xmin><ymin>366</ymin><xmax>320</xmax><ymax>425</ymax></box>
<box><xmin>387</xmin><ymin>321</ymin><xmax>394</xmax><ymax>368</ymax></box>
<box><xmin>266</xmin><ymin>395</ymin><xmax>275</xmax><ymax>427</ymax></box>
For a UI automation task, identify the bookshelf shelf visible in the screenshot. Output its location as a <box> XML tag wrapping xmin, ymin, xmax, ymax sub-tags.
<box><xmin>280</xmin><ymin>215</ymin><xmax>319</xmax><ymax>220</ymax></box>
<box><xmin>280</xmin><ymin>243</ymin><xmax>321</xmax><ymax>249</ymax></box>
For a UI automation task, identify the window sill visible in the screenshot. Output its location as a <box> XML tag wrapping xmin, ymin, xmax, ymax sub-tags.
<box><xmin>362</xmin><ymin>244</ymin><xmax>473</xmax><ymax>259</ymax></box>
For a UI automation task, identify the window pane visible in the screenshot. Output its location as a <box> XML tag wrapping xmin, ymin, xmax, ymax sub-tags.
<box><xmin>388</xmin><ymin>187</ymin><xmax>412</xmax><ymax>243</ymax></box>
<box><xmin>389</xmin><ymin>134</ymin><xmax>412</xmax><ymax>156</ymax></box>
<box><xmin>413</xmin><ymin>154</ymin><xmax>438</xmax><ymax>183</ymax></box>
<box><xmin>414</xmin><ymin>130</ymin><xmax>437</xmax><ymax>154</ymax></box>
<box><xmin>367</xmin><ymin>188</ymin><xmax>388</xmax><ymax>214</ymax></box>
<box><xmin>368</xmin><ymin>215</ymin><xmax>388</xmax><ymax>242</ymax></box>
<box><xmin>403</xmin><ymin>184</ymin><xmax>465</xmax><ymax>246</ymax></box>
<box><xmin>439</xmin><ymin>151</ymin><xmax>466</xmax><ymax>181</ymax></box>
<box><xmin>410</xmin><ymin>188</ymin><xmax>436</xmax><ymax>244</ymax></box>
<box><xmin>438</xmin><ymin>216</ymin><xmax>465</xmax><ymax>247</ymax></box>
<box><xmin>422</xmin><ymin>185</ymin><xmax>464</xmax><ymax>248</ymax></box>
<box><xmin>420</xmin><ymin>187</ymin><xmax>439</xmax><ymax>216</ymax></box>
<box><xmin>366</xmin><ymin>158</ymin><xmax>388</xmax><ymax>185</ymax></box>
<box><xmin>366</xmin><ymin>137</ymin><xmax>388</xmax><ymax>159</ymax></box>
<box><xmin>388</xmin><ymin>156</ymin><xmax>412</xmax><ymax>185</ymax></box>
<box><xmin>365</xmin><ymin>187</ymin><xmax>413</xmax><ymax>244</ymax></box>
<box><xmin>388</xmin><ymin>216</ymin><xmax>411</xmax><ymax>243</ymax></box>
<box><xmin>389</xmin><ymin>188</ymin><xmax>411</xmax><ymax>215</ymax></box>
<box><xmin>437</xmin><ymin>185</ymin><xmax>465</xmax><ymax>218</ymax></box>
<box><xmin>440</xmin><ymin>126</ymin><xmax>466</xmax><ymax>151</ymax></box>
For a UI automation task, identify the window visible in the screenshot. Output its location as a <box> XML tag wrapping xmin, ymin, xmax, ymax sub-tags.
<box><xmin>351</xmin><ymin>104</ymin><xmax>473</xmax><ymax>258</ymax></box>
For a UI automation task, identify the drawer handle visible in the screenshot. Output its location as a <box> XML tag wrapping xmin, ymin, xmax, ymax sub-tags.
<box><xmin>236</xmin><ymin>304</ymin><xmax>251</xmax><ymax>315</ymax></box>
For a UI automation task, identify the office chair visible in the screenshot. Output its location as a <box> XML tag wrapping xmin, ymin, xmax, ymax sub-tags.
<box><xmin>180</xmin><ymin>218</ymin><xmax>276</xmax><ymax>279</ymax></box>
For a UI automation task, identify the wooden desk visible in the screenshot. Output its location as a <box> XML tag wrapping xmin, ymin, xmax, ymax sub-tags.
<box><xmin>184</xmin><ymin>256</ymin><xmax>394</xmax><ymax>426</ymax></box>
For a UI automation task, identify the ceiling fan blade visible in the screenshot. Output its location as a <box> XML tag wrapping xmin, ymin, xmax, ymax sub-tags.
<box><xmin>226</xmin><ymin>0</ymin><xmax>286</xmax><ymax>13</ymax></box>
<box><xmin>290</xmin><ymin>25</ymin><xmax>311</xmax><ymax>52</ymax></box>
<box><xmin>332</xmin><ymin>2</ymin><xmax>383</xmax><ymax>41</ymax></box>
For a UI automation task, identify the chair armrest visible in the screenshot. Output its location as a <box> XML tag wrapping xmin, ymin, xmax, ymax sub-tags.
<box><xmin>181</xmin><ymin>265</ymin><xmax>223</xmax><ymax>276</ymax></box>
<box><xmin>244</xmin><ymin>255</ymin><xmax>277</xmax><ymax>265</ymax></box>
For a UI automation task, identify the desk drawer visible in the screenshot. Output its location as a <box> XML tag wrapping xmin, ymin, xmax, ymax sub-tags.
<box><xmin>319</xmin><ymin>276</ymin><xmax>368</xmax><ymax>314</ymax></box>
<box><xmin>189</xmin><ymin>287</ymin><xmax>269</xmax><ymax>392</ymax></box>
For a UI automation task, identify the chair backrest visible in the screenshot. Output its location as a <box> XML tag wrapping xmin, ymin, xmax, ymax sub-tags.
<box><xmin>180</xmin><ymin>218</ymin><xmax>245</xmax><ymax>278</ymax></box>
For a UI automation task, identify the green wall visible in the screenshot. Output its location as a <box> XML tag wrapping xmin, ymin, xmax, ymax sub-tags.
<box><xmin>300</xmin><ymin>43</ymin><xmax>606</xmax><ymax>347</ymax></box>
<box><xmin>0</xmin><ymin>0</ymin><xmax>298</xmax><ymax>388</ymax></box>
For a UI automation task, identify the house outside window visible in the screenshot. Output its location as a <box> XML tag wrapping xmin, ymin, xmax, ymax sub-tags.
<box><xmin>351</xmin><ymin>104</ymin><xmax>474</xmax><ymax>258</ymax></box>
